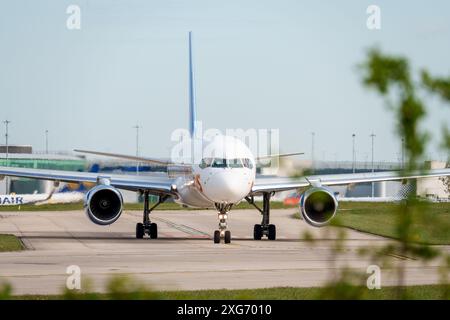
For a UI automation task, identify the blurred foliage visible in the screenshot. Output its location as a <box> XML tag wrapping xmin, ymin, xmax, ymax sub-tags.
<box><xmin>361</xmin><ymin>48</ymin><xmax>428</xmax><ymax>168</ymax></box>
<box><xmin>0</xmin><ymin>282</ymin><xmax>12</xmax><ymax>300</ymax></box>
<box><xmin>362</xmin><ymin>48</ymin><xmax>413</xmax><ymax>95</ymax></box>
<box><xmin>315</xmin><ymin>268</ymin><xmax>371</xmax><ymax>300</ymax></box>
<box><xmin>62</xmin><ymin>275</ymin><xmax>163</xmax><ymax>300</ymax></box>
<box><xmin>359</xmin><ymin>47</ymin><xmax>450</xmax><ymax>299</ymax></box>
<box><xmin>422</xmin><ymin>69</ymin><xmax>450</xmax><ymax>196</ymax></box>
<box><xmin>438</xmin><ymin>255</ymin><xmax>450</xmax><ymax>299</ymax></box>
<box><xmin>4</xmin><ymin>275</ymin><xmax>450</xmax><ymax>300</ymax></box>
<box><xmin>442</xmin><ymin>127</ymin><xmax>450</xmax><ymax>151</ymax></box>
<box><xmin>422</xmin><ymin>67</ymin><xmax>450</xmax><ymax>202</ymax></box>
<box><xmin>421</xmin><ymin>70</ymin><xmax>450</xmax><ymax>102</ymax></box>
<box><xmin>298</xmin><ymin>47</ymin><xmax>450</xmax><ymax>300</ymax></box>
<box><xmin>0</xmin><ymin>234</ymin><xmax>24</xmax><ymax>252</ymax></box>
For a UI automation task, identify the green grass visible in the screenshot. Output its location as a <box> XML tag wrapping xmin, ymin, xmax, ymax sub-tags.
<box><xmin>295</xmin><ymin>201</ymin><xmax>450</xmax><ymax>245</ymax></box>
<box><xmin>0</xmin><ymin>200</ymin><xmax>291</xmax><ymax>212</ymax></box>
<box><xmin>7</xmin><ymin>284</ymin><xmax>450</xmax><ymax>300</ymax></box>
<box><xmin>0</xmin><ymin>234</ymin><xmax>24</xmax><ymax>252</ymax></box>
<box><xmin>337</xmin><ymin>202</ymin><xmax>450</xmax><ymax>245</ymax></box>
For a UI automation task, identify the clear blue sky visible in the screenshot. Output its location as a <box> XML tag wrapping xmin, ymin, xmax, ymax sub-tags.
<box><xmin>1</xmin><ymin>0</ymin><xmax>449</xmax><ymax>162</ymax></box>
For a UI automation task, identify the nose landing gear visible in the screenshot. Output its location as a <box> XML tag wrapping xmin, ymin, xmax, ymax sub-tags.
<box><xmin>213</xmin><ymin>203</ymin><xmax>233</xmax><ymax>244</ymax></box>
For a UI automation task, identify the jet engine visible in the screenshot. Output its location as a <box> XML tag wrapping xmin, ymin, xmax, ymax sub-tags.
<box><xmin>299</xmin><ymin>187</ymin><xmax>338</xmax><ymax>227</ymax></box>
<box><xmin>85</xmin><ymin>185</ymin><xmax>123</xmax><ymax>225</ymax></box>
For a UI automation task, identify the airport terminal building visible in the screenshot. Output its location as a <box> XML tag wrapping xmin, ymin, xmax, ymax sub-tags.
<box><xmin>0</xmin><ymin>145</ymin><xmax>87</xmax><ymax>194</ymax></box>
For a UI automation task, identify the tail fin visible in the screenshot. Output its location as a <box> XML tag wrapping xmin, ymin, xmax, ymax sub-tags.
<box><xmin>188</xmin><ymin>31</ymin><xmax>197</xmax><ymax>138</ymax></box>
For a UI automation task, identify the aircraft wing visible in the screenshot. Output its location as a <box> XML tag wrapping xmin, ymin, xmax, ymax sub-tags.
<box><xmin>255</xmin><ymin>152</ymin><xmax>304</xmax><ymax>161</ymax></box>
<box><xmin>74</xmin><ymin>149</ymin><xmax>173</xmax><ymax>166</ymax></box>
<box><xmin>0</xmin><ymin>166</ymin><xmax>177</xmax><ymax>195</ymax></box>
<box><xmin>251</xmin><ymin>168</ymin><xmax>450</xmax><ymax>195</ymax></box>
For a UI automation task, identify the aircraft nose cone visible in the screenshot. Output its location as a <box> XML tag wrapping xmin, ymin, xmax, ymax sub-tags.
<box><xmin>204</xmin><ymin>170</ymin><xmax>251</xmax><ymax>203</ymax></box>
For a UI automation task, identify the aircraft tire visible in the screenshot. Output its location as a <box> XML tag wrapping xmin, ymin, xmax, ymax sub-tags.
<box><xmin>224</xmin><ymin>230</ymin><xmax>231</xmax><ymax>244</ymax></box>
<box><xmin>213</xmin><ymin>230</ymin><xmax>220</xmax><ymax>244</ymax></box>
<box><xmin>268</xmin><ymin>224</ymin><xmax>276</xmax><ymax>240</ymax></box>
<box><xmin>150</xmin><ymin>223</ymin><xmax>158</xmax><ymax>239</ymax></box>
<box><xmin>136</xmin><ymin>223</ymin><xmax>144</xmax><ymax>239</ymax></box>
<box><xmin>253</xmin><ymin>224</ymin><xmax>262</xmax><ymax>240</ymax></box>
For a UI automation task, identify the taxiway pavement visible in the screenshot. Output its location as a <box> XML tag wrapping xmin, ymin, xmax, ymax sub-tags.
<box><xmin>0</xmin><ymin>209</ymin><xmax>447</xmax><ymax>295</ymax></box>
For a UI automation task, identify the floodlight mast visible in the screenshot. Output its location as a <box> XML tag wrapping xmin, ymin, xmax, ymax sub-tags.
<box><xmin>133</xmin><ymin>125</ymin><xmax>140</xmax><ymax>174</ymax></box>
<box><xmin>3</xmin><ymin>120</ymin><xmax>11</xmax><ymax>194</ymax></box>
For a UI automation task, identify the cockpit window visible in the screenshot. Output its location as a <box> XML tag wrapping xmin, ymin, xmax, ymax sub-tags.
<box><xmin>211</xmin><ymin>158</ymin><xmax>227</xmax><ymax>168</ymax></box>
<box><xmin>242</xmin><ymin>158</ymin><xmax>253</xmax><ymax>169</ymax></box>
<box><xmin>199</xmin><ymin>158</ymin><xmax>213</xmax><ymax>169</ymax></box>
<box><xmin>199</xmin><ymin>158</ymin><xmax>253</xmax><ymax>169</ymax></box>
<box><xmin>228</xmin><ymin>158</ymin><xmax>243</xmax><ymax>168</ymax></box>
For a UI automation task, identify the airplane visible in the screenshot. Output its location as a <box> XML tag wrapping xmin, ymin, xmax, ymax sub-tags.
<box><xmin>1</xmin><ymin>32</ymin><xmax>450</xmax><ymax>244</ymax></box>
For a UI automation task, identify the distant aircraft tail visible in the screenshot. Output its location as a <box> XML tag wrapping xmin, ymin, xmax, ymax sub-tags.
<box><xmin>188</xmin><ymin>31</ymin><xmax>197</xmax><ymax>138</ymax></box>
<box><xmin>89</xmin><ymin>163</ymin><xmax>100</xmax><ymax>173</ymax></box>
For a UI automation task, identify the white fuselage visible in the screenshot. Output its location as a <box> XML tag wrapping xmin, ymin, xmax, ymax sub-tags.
<box><xmin>173</xmin><ymin>135</ymin><xmax>256</xmax><ymax>208</ymax></box>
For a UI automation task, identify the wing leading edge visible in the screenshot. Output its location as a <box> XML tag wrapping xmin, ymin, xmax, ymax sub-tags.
<box><xmin>252</xmin><ymin>168</ymin><xmax>450</xmax><ymax>195</ymax></box>
<box><xmin>0</xmin><ymin>166</ymin><xmax>177</xmax><ymax>196</ymax></box>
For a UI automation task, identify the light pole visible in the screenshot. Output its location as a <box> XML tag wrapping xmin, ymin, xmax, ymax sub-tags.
<box><xmin>133</xmin><ymin>125</ymin><xmax>140</xmax><ymax>174</ymax></box>
<box><xmin>45</xmin><ymin>130</ymin><xmax>49</xmax><ymax>154</ymax></box>
<box><xmin>268</xmin><ymin>129</ymin><xmax>272</xmax><ymax>167</ymax></box>
<box><xmin>370</xmin><ymin>133</ymin><xmax>376</xmax><ymax>197</ymax></box>
<box><xmin>311</xmin><ymin>132</ymin><xmax>315</xmax><ymax>173</ymax></box>
<box><xmin>3</xmin><ymin>120</ymin><xmax>11</xmax><ymax>194</ymax></box>
<box><xmin>352</xmin><ymin>133</ymin><xmax>356</xmax><ymax>174</ymax></box>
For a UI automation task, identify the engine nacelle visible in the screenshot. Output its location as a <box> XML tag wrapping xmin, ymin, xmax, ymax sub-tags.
<box><xmin>85</xmin><ymin>185</ymin><xmax>123</xmax><ymax>225</ymax></box>
<box><xmin>299</xmin><ymin>187</ymin><xmax>338</xmax><ymax>227</ymax></box>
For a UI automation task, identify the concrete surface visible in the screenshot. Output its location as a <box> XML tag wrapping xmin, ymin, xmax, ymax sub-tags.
<box><xmin>0</xmin><ymin>208</ymin><xmax>448</xmax><ymax>295</ymax></box>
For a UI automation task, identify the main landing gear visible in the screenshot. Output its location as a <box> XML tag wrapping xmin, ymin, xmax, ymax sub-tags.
<box><xmin>136</xmin><ymin>191</ymin><xmax>168</xmax><ymax>239</ymax></box>
<box><xmin>213</xmin><ymin>203</ymin><xmax>233</xmax><ymax>244</ymax></box>
<box><xmin>245</xmin><ymin>192</ymin><xmax>276</xmax><ymax>241</ymax></box>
